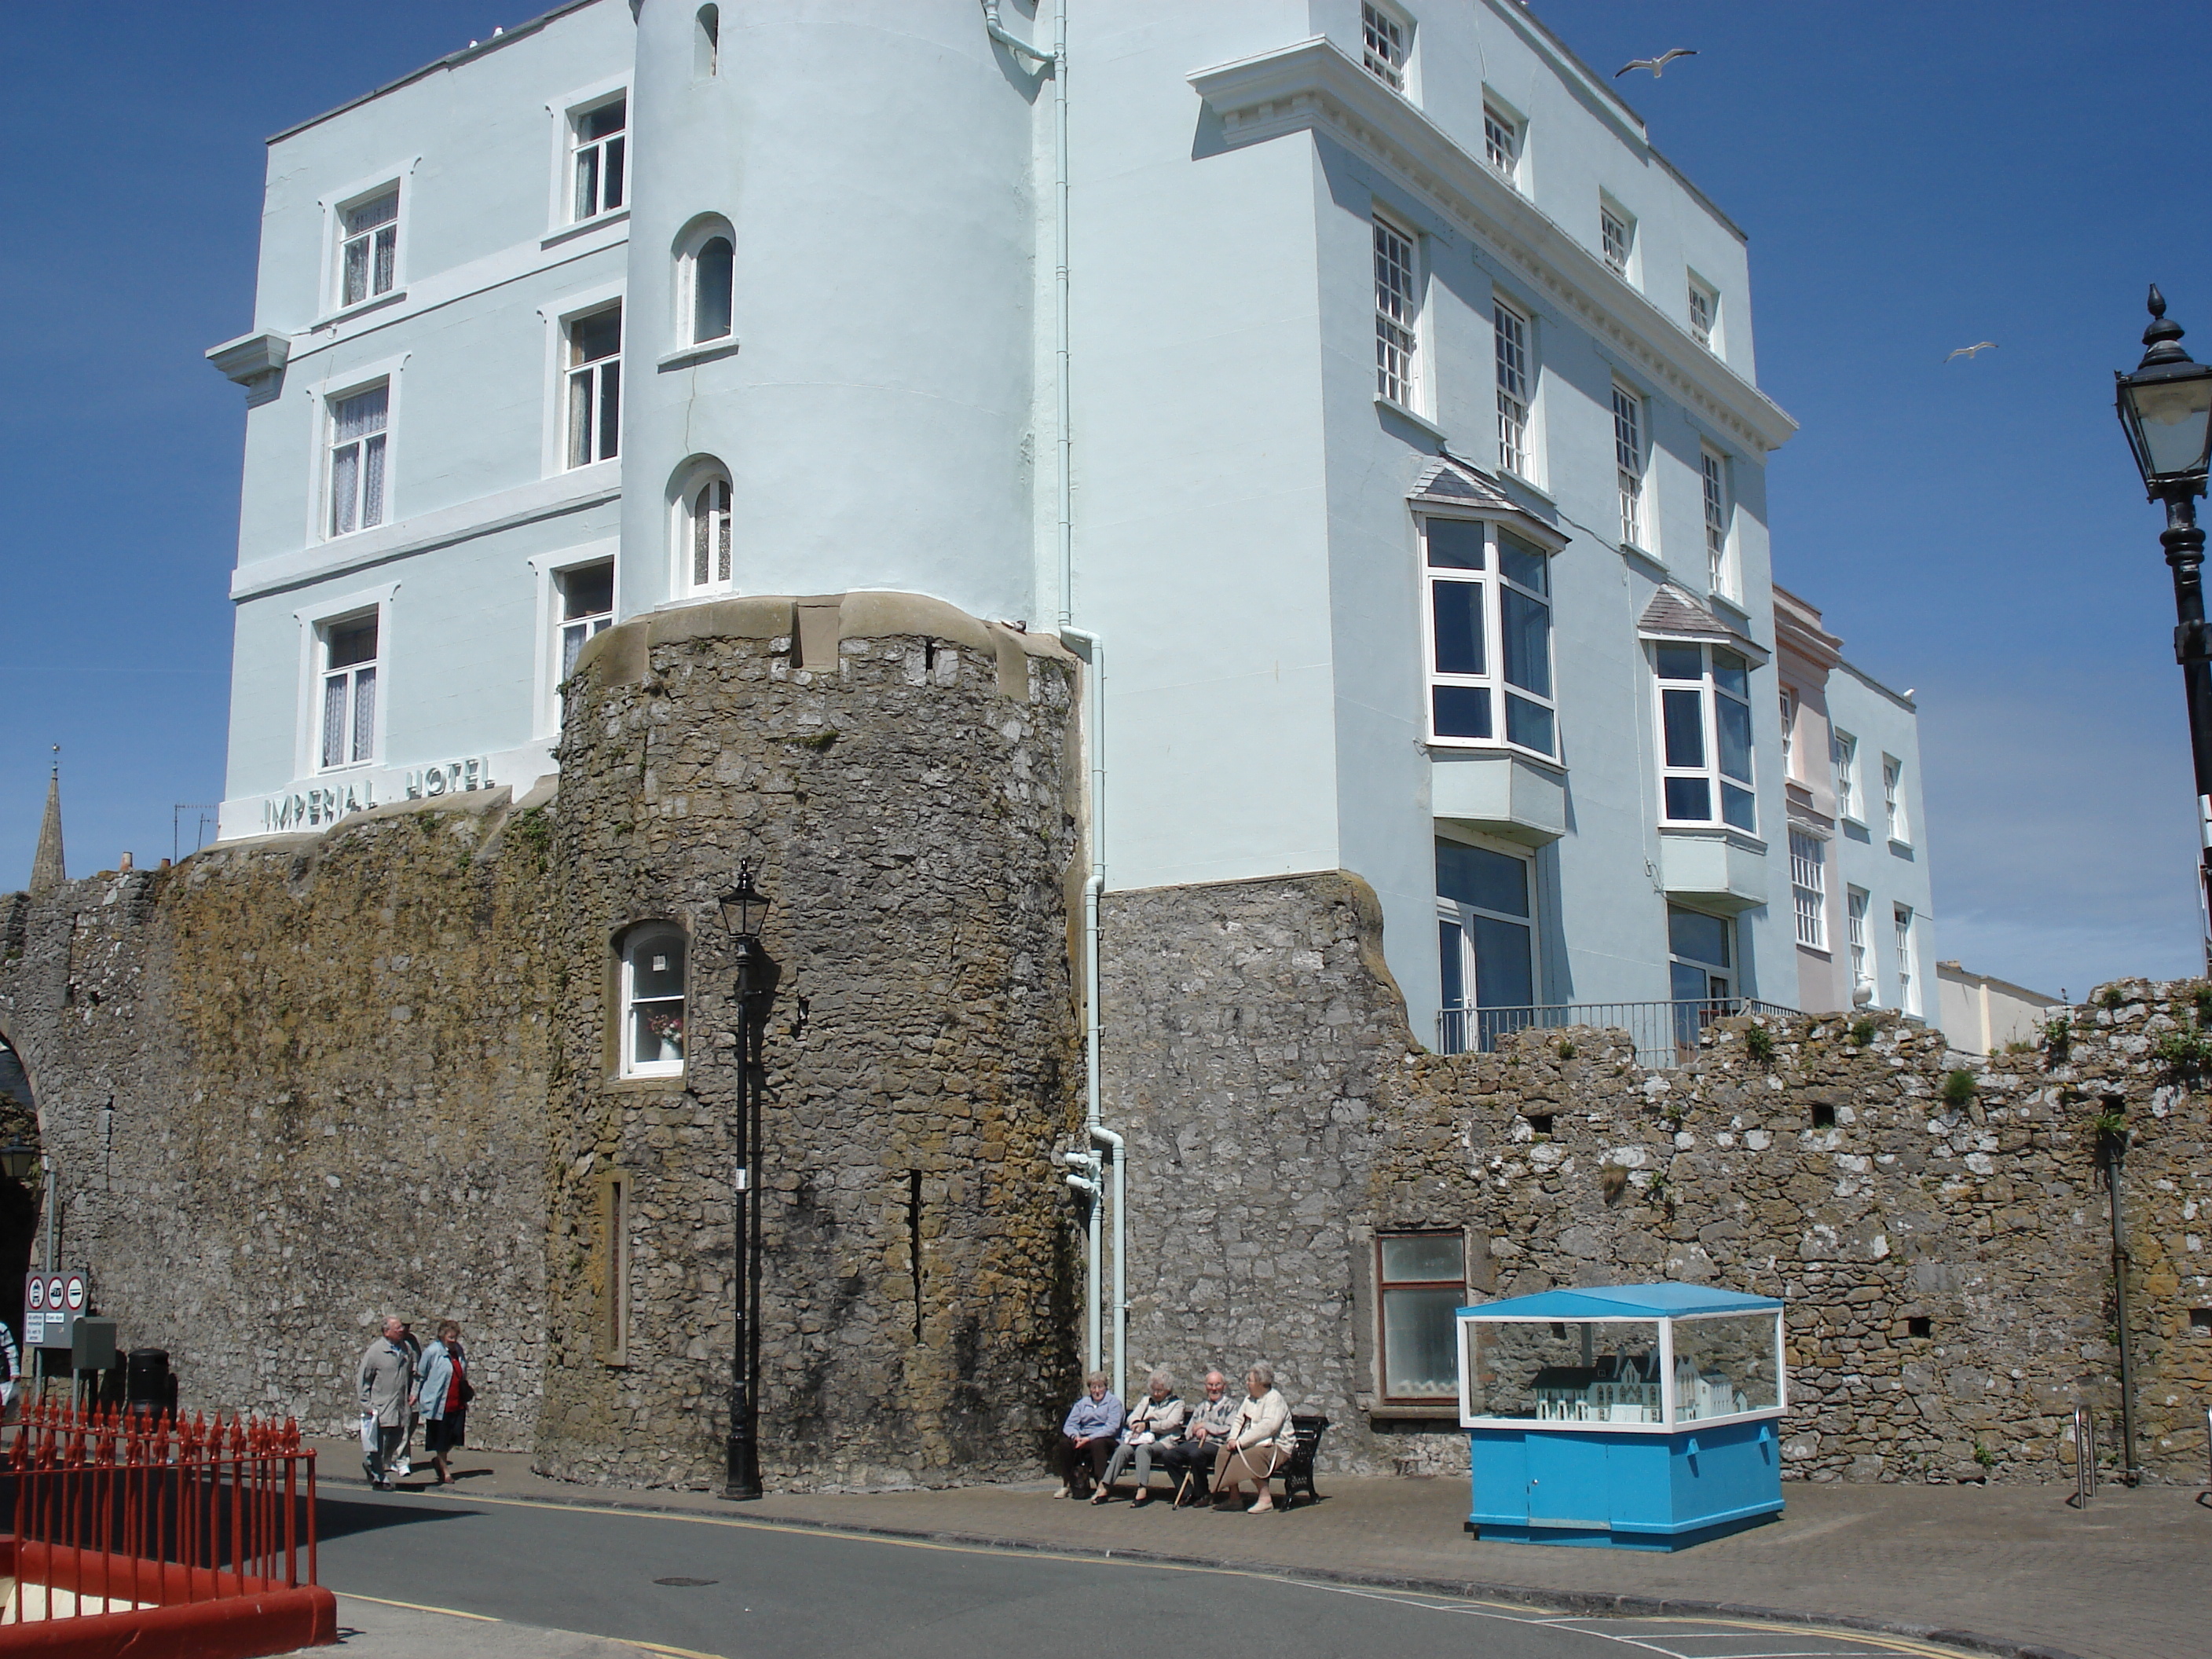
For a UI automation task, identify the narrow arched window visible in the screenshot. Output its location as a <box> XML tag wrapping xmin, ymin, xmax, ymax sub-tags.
<box><xmin>620</xmin><ymin>925</ymin><xmax>687</xmax><ymax>1079</ymax></box>
<box><xmin>696</xmin><ymin>5</ymin><xmax>720</xmax><ymax>77</ymax></box>
<box><xmin>689</xmin><ymin>475</ymin><xmax>732</xmax><ymax>593</ymax></box>
<box><xmin>693</xmin><ymin>236</ymin><xmax>734</xmax><ymax>342</ymax></box>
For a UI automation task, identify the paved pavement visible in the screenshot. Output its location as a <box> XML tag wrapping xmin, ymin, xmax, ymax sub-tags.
<box><xmin>291</xmin><ymin>1439</ymin><xmax>2208</xmax><ymax>1659</ymax></box>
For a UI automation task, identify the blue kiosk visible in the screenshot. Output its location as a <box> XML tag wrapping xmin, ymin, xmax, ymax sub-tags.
<box><xmin>1456</xmin><ymin>1282</ymin><xmax>1787</xmax><ymax>1551</ymax></box>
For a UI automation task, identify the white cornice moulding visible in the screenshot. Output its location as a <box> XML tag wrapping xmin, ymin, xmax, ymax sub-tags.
<box><xmin>233</xmin><ymin>467</ymin><xmax>621</xmax><ymax>602</ymax></box>
<box><xmin>1187</xmin><ymin>38</ymin><xmax>1798</xmax><ymax>458</ymax></box>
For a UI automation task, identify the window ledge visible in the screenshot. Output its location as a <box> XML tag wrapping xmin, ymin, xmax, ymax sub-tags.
<box><xmin>1427</xmin><ymin>739</ymin><xmax>1564</xmax><ymax>777</ymax></box>
<box><xmin>309</xmin><ymin>289</ymin><xmax>408</xmax><ymax>332</ymax></box>
<box><xmin>543</xmin><ymin>208</ymin><xmax>630</xmax><ymax>251</ymax></box>
<box><xmin>1888</xmin><ymin>839</ymin><xmax>1915</xmax><ymax>856</ymax></box>
<box><xmin>1497</xmin><ymin>471</ymin><xmax>1555</xmax><ymax>505</ymax></box>
<box><xmin>1708</xmin><ymin>589</ymin><xmax>1750</xmax><ymax>621</ymax></box>
<box><xmin>607</xmin><ymin>1073</ymin><xmax>685</xmax><ymax>1092</ymax></box>
<box><xmin>1840</xmin><ymin>813</ymin><xmax>1868</xmax><ymax>830</ymax></box>
<box><xmin>1367</xmin><ymin>1402</ymin><xmax>1461</xmax><ymax>1423</ymax></box>
<box><xmin>1657</xmin><ymin>822</ymin><xmax>1767</xmax><ymax>855</ymax></box>
<box><xmin>657</xmin><ymin>338</ymin><xmax>742</xmax><ymax>372</ymax></box>
<box><xmin>1374</xmin><ymin>394</ymin><xmax>1447</xmax><ymax>441</ymax></box>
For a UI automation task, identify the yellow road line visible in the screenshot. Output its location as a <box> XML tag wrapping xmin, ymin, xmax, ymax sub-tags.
<box><xmin>397</xmin><ymin>1492</ymin><xmax>1980</xmax><ymax>1659</ymax></box>
<box><xmin>619</xmin><ymin>1643</ymin><xmax>727</xmax><ymax>1659</ymax></box>
<box><xmin>335</xmin><ymin>1590</ymin><xmax>501</xmax><ymax>1622</ymax></box>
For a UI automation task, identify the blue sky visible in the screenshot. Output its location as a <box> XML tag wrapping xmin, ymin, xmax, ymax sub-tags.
<box><xmin>5</xmin><ymin>1</ymin><xmax>2207</xmax><ymax>1001</ymax></box>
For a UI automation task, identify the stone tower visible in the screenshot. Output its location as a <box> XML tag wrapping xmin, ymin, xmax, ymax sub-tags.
<box><xmin>27</xmin><ymin>760</ymin><xmax>64</xmax><ymax>895</ymax></box>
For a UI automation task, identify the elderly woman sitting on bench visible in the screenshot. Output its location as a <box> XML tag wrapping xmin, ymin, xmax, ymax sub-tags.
<box><xmin>1210</xmin><ymin>1363</ymin><xmax>1291</xmax><ymax>1514</ymax></box>
<box><xmin>1094</xmin><ymin>1368</ymin><xmax>1185</xmax><ymax>1505</ymax></box>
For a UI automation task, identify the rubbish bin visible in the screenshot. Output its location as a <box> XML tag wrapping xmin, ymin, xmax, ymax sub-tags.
<box><xmin>125</xmin><ymin>1347</ymin><xmax>172</xmax><ymax>1420</ymax></box>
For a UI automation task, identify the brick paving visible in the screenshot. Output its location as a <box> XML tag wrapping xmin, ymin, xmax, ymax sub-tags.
<box><xmin>310</xmin><ymin>1441</ymin><xmax>2209</xmax><ymax>1659</ymax></box>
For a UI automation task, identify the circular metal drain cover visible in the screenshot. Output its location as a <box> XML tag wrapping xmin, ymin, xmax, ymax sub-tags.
<box><xmin>654</xmin><ymin>1577</ymin><xmax>718</xmax><ymax>1588</ymax></box>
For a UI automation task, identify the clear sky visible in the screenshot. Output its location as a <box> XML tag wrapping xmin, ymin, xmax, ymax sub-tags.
<box><xmin>5</xmin><ymin>1</ymin><xmax>2207</xmax><ymax>1002</ymax></box>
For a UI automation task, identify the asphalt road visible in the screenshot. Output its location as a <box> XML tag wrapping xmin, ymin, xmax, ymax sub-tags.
<box><xmin>313</xmin><ymin>1485</ymin><xmax>1958</xmax><ymax>1659</ymax></box>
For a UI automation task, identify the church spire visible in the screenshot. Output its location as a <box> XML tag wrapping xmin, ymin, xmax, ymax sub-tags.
<box><xmin>28</xmin><ymin>748</ymin><xmax>64</xmax><ymax>896</ymax></box>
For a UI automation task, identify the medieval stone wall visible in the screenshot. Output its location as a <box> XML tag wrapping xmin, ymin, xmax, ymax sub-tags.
<box><xmin>1106</xmin><ymin>871</ymin><xmax>2212</xmax><ymax>1485</ymax></box>
<box><xmin>530</xmin><ymin>592</ymin><xmax>1084</xmax><ymax>1492</ymax></box>
<box><xmin>0</xmin><ymin>792</ymin><xmax>558</xmax><ymax>1452</ymax></box>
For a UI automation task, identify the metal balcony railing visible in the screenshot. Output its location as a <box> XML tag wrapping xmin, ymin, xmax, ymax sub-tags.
<box><xmin>1436</xmin><ymin>998</ymin><xmax>1798</xmax><ymax>1070</ymax></box>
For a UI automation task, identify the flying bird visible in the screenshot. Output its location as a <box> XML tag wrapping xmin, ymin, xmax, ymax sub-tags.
<box><xmin>1615</xmin><ymin>49</ymin><xmax>1697</xmax><ymax>79</ymax></box>
<box><xmin>1944</xmin><ymin>342</ymin><xmax>1999</xmax><ymax>362</ymax></box>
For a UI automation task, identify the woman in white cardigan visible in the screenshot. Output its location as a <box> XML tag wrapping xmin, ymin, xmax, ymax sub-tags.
<box><xmin>1210</xmin><ymin>1363</ymin><xmax>1291</xmax><ymax>1513</ymax></box>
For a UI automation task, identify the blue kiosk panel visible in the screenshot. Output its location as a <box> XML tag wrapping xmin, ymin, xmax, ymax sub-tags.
<box><xmin>1459</xmin><ymin>1284</ymin><xmax>1786</xmax><ymax>1551</ymax></box>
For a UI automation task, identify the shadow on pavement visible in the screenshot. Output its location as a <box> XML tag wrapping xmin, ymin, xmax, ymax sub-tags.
<box><xmin>316</xmin><ymin>1492</ymin><xmax>479</xmax><ymax>1544</ymax></box>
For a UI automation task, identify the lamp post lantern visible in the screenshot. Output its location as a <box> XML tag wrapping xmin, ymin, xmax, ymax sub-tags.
<box><xmin>716</xmin><ymin>862</ymin><xmax>778</xmax><ymax>1501</ymax></box>
<box><xmin>2115</xmin><ymin>285</ymin><xmax>2212</xmax><ymax>972</ymax></box>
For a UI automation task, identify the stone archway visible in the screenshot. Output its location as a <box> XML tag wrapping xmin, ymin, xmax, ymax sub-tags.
<box><xmin>0</xmin><ymin>1034</ymin><xmax>42</xmax><ymax>1350</ymax></box>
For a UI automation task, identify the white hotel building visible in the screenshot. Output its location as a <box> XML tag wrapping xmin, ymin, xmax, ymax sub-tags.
<box><xmin>206</xmin><ymin>0</ymin><xmax>1934</xmax><ymax>1040</ymax></box>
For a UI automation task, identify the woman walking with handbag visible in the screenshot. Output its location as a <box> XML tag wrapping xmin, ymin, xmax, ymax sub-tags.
<box><xmin>412</xmin><ymin>1321</ymin><xmax>474</xmax><ymax>1487</ymax></box>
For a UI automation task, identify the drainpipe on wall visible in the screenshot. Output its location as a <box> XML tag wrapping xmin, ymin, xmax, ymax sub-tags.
<box><xmin>984</xmin><ymin>0</ymin><xmax>1125</xmax><ymax>1402</ymax></box>
<box><xmin>2101</xmin><ymin>1119</ymin><xmax>2141</xmax><ymax>1484</ymax></box>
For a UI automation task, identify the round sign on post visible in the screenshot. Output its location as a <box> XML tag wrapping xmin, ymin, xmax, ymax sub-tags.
<box><xmin>46</xmin><ymin>1277</ymin><xmax>63</xmax><ymax>1313</ymax></box>
<box><xmin>27</xmin><ymin>1277</ymin><xmax>44</xmax><ymax>1311</ymax></box>
<box><xmin>64</xmin><ymin>1275</ymin><xmax>85</xmax><ymax>1313</ymax></box>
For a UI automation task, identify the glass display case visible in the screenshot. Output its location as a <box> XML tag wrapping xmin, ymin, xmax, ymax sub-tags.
<box><xmin>1455</xmin><ymin>1283</ymin><xmax>1787</xmax><ymax>1550</ymax></box>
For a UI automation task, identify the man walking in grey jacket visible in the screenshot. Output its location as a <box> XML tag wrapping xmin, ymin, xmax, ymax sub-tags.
<box><xmin>359</xmin><ymin>1317</ymin><xmax>414</xmax><ymax>1490</ymax></box>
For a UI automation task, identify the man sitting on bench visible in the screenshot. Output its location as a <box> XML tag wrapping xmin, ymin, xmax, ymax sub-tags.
<box><xmin>1159</xmin><ymin>1368</ymin><xmax>1238</xmax><ymax>1507</ymax></box>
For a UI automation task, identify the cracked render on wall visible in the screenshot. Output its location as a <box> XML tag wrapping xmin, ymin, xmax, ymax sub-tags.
<box><xmin>1104</xmin><ymin>871</ymin><xmax>2212</xmax><ymax>1484</ymax></box>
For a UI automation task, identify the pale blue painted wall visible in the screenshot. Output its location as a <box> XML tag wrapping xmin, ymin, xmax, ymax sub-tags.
<box><xmin>212</xmin><ymin>0</ymin><xmax>1918</xmax><ymax>1038</ymax></box>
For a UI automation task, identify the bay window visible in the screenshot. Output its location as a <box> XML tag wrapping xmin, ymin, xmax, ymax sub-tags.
<box><xmin>1655</xmin><ymin>643</ymin><xmax>1755</xmax><ymax>832</ymax></box>
<box><xmin>1423</xmin><ymin>518</ymin><xmax>1555</xmax><ymax>757</ymax></box>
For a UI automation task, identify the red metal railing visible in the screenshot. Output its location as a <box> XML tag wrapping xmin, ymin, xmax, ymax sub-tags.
<box><xmin>2</xmin><ymin>1403</ymin><xmax>318</xmax><ymax>1623</ymax></box>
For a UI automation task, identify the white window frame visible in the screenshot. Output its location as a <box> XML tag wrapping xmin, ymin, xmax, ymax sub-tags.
<box><xmin>619</xmin><ymin>923</ymin><xmax>687</xmax><ymax>1080</ymax></box>
<box><xmin>1847</xmin><ymin>887</ymin><xmax>1873</xmax><ymax>994</ymax></box>
<box><xmin>1882</xmin><ymin>754</ymin><xmax>1908</xmax><ymax>844</ymax></box>
<box><xmin>1437</xmin><ymin>831</ymin><xmax>1541</xmax><ymax>1053</ymax></box>
<box><xmin>1373</xmin><ymin>211</ymin><xmax>1423</xmax><ymax>414</ymax></box>
<box><xmin>1833</xmin><ymin>730</ymin><xmax>1862</xmax><ymax>822</ymax></box>
<box><xmin>676</xmin><ymin>216</ymin><xmax>738</xmax><ymax>348</ymax></box>
<box><xmin>1482</xmin><ymin>97</ymin><xmax>1523</xmax><ymax>190</ymax></box>
<box><xmin>316</xmin><ymin>612</ymin><xmax>380</xmax><ymax>774</ymax></box>
<box><xmin>1654</xmin><ymin>643</ymin><xmax>1757</xmax><ymax>833</ymax></box>
<box><xmin>1701</xmin><ymin>446</ymin><xmax>1734</xmax><ymax>599</ymax></box>
<box><xmin>335</xmin><ymin>185</ymin><xmax>401</xmax><ymax>312</ymax></box>
<box><xmin>1893</xmin><ymin>904</ymin><xmax>1918</xmax><ymax>1016</ymax></box>
<box><xmin>315</xmin><ymin>161</ymin><xmax>416</xmax><ymax>323</ymax></box>
<box><xmin>1492</xmin><ymin>295</ymin><xmax>1536</xmax><ymax>482</ymax></box>
<box><xmin>1420</xmin><ymin>516</ymin><xmax>1558</xmax><ymax>760</ymax></box>
<box><xmin>544</xmin><ymin>76</ymin><xmax>630</xmax><ymax>236</ymax></box>
<box><xmin>673</xmin><ymin>460</ymin><xmax>736</xmax><ymax>599</ymax></box>
<box><xmin>323</xmin><ymin>375</ymin><xmax>393</xmax><ymax>540</ymax></box>
<box><xmin>569</xmin><ymin>91</ymin><xmax>628</xmax><ymax>225</ymax></box>
<box><xmin>291</xmin><ymin>581</ymin><xmax>397</xmax><ymax>782</ymax></box>
<box><xmin>564</xmin><ymin>302</ymin><xmax>624</xmax><ymax>470</ymax></box>
<box><xmin>530</xmin><ymin>541</ymin><xmax>620</xmax><ymax>738</ymax></box>
<box><xmin>1599</xmin><ymin>196</ymin><xmax>1637</xmax><ymax>284</ymax></box>
<box><xmin>1779</xmin><ymin>686</ymin><xmax>1797</xmax><ymax>780</ymax></box>
<box><xmin>1613</xmin><ymin>384</ymin><xmax>1648</xmax><ymax>550</ymax></box>
<box><xmin>1360</xmin><ymin>2</ymin><xmax>1412</xmax><ymax>95</ymax></box>
<box><xmin>1789</xmin><ymin>829</ymin><xmax>1827</xmax><ymax>950</ymax></box>
<box><xmin>1688</xmin><ymin>275</ymin><xmax>1720</xmax><ymax>353</ymax></box>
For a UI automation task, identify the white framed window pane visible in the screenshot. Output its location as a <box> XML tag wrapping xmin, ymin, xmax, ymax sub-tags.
<box><xmin>1689</xmin><ymin>284</ymin><xmax>1715</xmax><ymax>347</ymax></box>
<box><xmin>1472</xmin><ymin>914</ymin><xmax>1535</xmax><ymax>1006</ymax></box>
<box><xmin>1601</xmin><ymin>208</ymin><xmax>1630</xmax><ymax>274</ymax></box>
<box><xmin>1484</xmin><ymin>108</ymin><xmax>1515</xmax><ymax>177</ymax></box>
<box><xmin>1426</xmin><ymin>518</ymin><xmax>1484</xmax><ymax>570</ymax></box>
<box><xmin>1613</xmin><ymin>388</ymin><xmax>1643</xmax><ymax>544</ymax></box>
<box><xmin>694</xmin><ymin>236</ymin><xmax>734</xmax><ymax>342</ymax></box>
<box><xmin>330</xmin><ymin>445</ymin><xmax>359</xmax><ymax>537</ymax></box>
<box><xmin>1494</xmin><ymin>302</ymin><xmax>1530</xmax><ymax>474</ymax></box>
<box><xmin>1438</xmin><ymin>917</ymin><xmax>1466</xmax><ymax>1011</ymax></box>
<box><xmin>1437</xmin><ymin>838</ymin><xmax>1530</xmax><ymax>919</ymax></box>
<box><xmin>1662</xmin><ymin>688</ymin><xmax>1705</xmax><ymax>769</ymax></box>
<box><xmin>1790</xmin><ymin>831</ymin><xmax>1826</xmax><ymax>948</ymax></box>
<box><xmin>1374</xmin><ymin>219</ymin><xmax>1418</xmax><ymax>406</ymax></box>
<box><xmin>1433</xmin><ymin>685</ymin><xmax>1491</xmax><ymax>740</ymax></box>
<box><xmin>320</xmin><ymin>677</ymin><xmax>347</xmax><ymax>770</ymax></box>
<box><xmin>1500</xmin><ymin>587</ymin><xmax>1550</xmax><ymax>698</ymax></box>
<box><xmin>1715</xmin><ymin>694</ymin><xmax>1752</xmax><ymax>784</ymax></box>
<box><xmin>1430</xmin><ymin>580</ymin><xmax>1484</xmax><ymax>676</ymax></box>
<box><xmin>361</xmin><ymin>432</ymin><xmax>386</xmax><ymax>528</ymax></box>
<box><xmin>1361</xmin><ymin>2</ymin><xmax>1406</xmax><ymax>90</ymax></box>
<box><xmin>350</xmin><ymin>665</ymin><xmax>375</xmax><ymax>763</ymax></box>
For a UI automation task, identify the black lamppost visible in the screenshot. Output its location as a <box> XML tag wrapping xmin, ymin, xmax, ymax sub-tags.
<box><xmin>2115</xmin><ymin>286</ymin><xmax>2212</xmax><ymax>971</ymax></box>
<box><xmin>716</xmin><ymin>863</ymin><xmax>778</xmax><ymax>1501</ymax></box>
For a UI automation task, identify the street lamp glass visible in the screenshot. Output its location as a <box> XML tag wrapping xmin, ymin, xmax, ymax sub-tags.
<box><xmin>717</xmin><ymin>866</ymin><xmax>769</xmax><ymax>939</ymax></box>
<box><xmin>2120</xmin><ymin>369</ymin><xmax>2212</xmax><ymax>487</ymax></box>
<box><xmin>0</xmin><ymin>1141</ymin><xmax>38</xmax><ymax>1181</ymax></box>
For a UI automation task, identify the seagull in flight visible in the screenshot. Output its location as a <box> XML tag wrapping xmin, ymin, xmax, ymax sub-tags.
<box><xmin>1616</xmin><ymin>49</ymin><xmax>1697</xmax><ymax>79</ymax></box>
<box><xmin>1943</xmin><ymin>342</ymin><xmax>1999</xmax><ymax>362</ymax></box>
